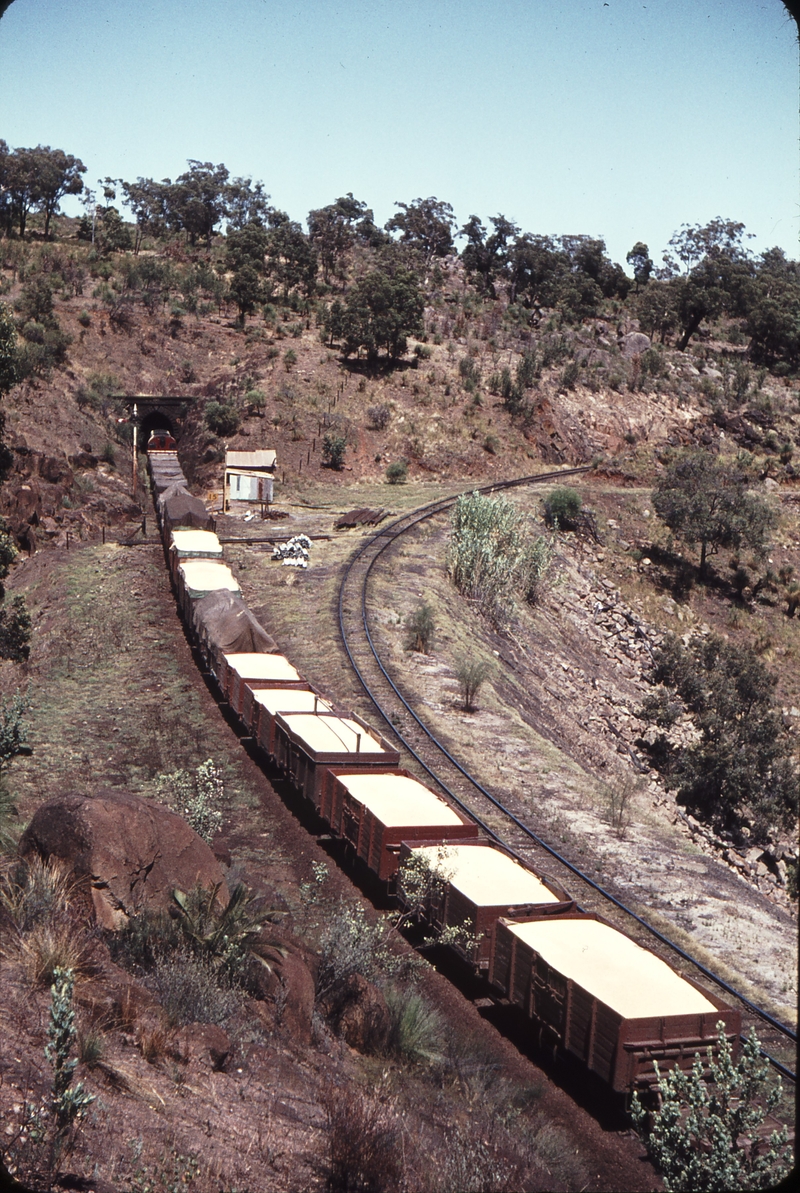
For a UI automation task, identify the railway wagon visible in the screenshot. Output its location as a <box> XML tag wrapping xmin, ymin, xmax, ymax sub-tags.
<box><xmin>250</xmin><ymin>688</ymin><xmax>333</xmax><ymax>757</ymax></box>
<box><xmin>150</xmin><ymin>460</ymin><xmax>188</xmax><ymax>495</ymax></box>
<box><xmin>399</xmin><ymin>840</ymin><xmax>571</xmax><ymax>969</ymax></box>
<box><xmin>216</xmin><ymin>653</ymin><xmax>305</xmax><ymax>719</ymax></box>
<box><xmin>175</xmin><ymin>559</ymin><xmax>240</xmax><ymax>618</ymax></box>
<box><xmin>189</xmin><ymin>591</ymin><xmax>277</xmax><ymax>673</ymax></box>
<box><xmin>273</xmin><ymin>712</ymin><xmax>400</xmax><ymax>810</ymax></box>
<box><xmin>158</xmin><ymin>486</ymin><xmax>214</xmax><ymax>535</ymax></box>
<box><xmin>168</xmin><ymin>529</ymin><xmax>223</xmax><ymax>580</ymax></box>
<box><xmin>324</xmin><ymin>769</ymin><xmax>480</xmax><ymax>881</ymax></box>
<box><xmin>489</xmin><ymin>910</ymin><xmax>741</xmax><ymax>1092</ymax></box>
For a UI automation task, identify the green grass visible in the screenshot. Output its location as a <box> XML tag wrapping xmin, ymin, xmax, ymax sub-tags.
<box><xmin>7</xmin><ymin>543</ymin><xmax>257</xmax><ymax>818</ymax></box>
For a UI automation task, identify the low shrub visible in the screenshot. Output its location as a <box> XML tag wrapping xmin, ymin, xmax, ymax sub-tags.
<box><xmin>204</xmin><ymin>400</ymin><xmax>241</xmax><ymax>438</ymax></box>
<box><xmin>405</xmin><ymin>602</ymin><xmax>434</xmax><ymax>652</ymax></box>
<box><xmin>385</xmin><ymin>458</ymin><xmax>407</xmax><ymax>484</ymax></box>
<box><xmin>383</xmin><ymin>985</ymin><xmax>445</xmax><ymax>1065</ymax></box>
<box><xmin>0</xmin><ymin>855</ymin><xmax>73</xmax><ymax>932</ymax></box>
<box><xmin>17</xmin><ymin>917</ymin><xmax>90</xmax><ymax>987</ymax></box>
<box><xmin>322</xmin><ymin>433</ymin><xmax>347</xmax><ymax>470</ymax></box>
<box><xmin>155</xmin><ymin>758</ymin><xmax>225</xmax><ymax>843</ymax></box>
<box><xmin>245</xmin><ymin>388</ymin><xmax>266</xmax><ymax>415</ymax></box>
<box><xmin>149</xmin><ymin>947</ymin><xmax>241</xmax><ymax>1027</ymax></box>
<box><xmin>322</xmin><ymin>1082</ymin><xmax>403</xmax><ymax>1193</ymax></box>
<box><xmin>543</xmin><ymin>486</ymin><xmax>582</xmax><ymax>529</ymax></box>
<box><xmin>455</xmin><ymin>655</ymin><xmax>491</xmax><ymax>713</ymax></box>
<box><xmin>559</xmin><ymin>360</ymin><xmax>580</xmax><ymax>390</ymax></box>
<box><xmin>0</xmin><ymin>687</ymin><xmax>30</xmax><ymax>758</ymax></box>
<box><xmin>367</xmin><ymin>402</ymin><xmax>391</xmax><ymax>430</ymax></box>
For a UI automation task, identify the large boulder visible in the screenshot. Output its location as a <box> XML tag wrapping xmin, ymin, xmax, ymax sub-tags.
<box><xmin>318</xmin><ymin>973</ymin><xmax>390</xmax><ymax>1053</ymax></box>
<box><xmin>19</xmin><ymin>791</ymin><xmax>228</xmax><ymax>929</ymax></box>
<box><xmin>620</xmin><ymin>331</ymin><xmax>651</xmax><ymax>358</ymax></box>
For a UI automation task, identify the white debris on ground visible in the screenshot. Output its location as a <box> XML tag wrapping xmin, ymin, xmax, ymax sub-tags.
<box><xmin>272</xmin><ymin>534</ymin><xmax>312</xmax><ymax>568</ymax></box>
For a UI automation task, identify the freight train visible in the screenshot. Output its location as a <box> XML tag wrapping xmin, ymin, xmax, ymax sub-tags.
<box><xmin>147</xmin><ymin>436</ymin><xmax>741</xmax><ymax>1094</ymax></box>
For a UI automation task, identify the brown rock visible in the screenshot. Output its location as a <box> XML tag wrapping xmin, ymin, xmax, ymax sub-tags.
<box><xmin>38</xmin><ymin>454</ymin><xmax>74</xmax><ymax>486</ymax></box>
<box><xmin>319</xmin><ymin>973</ymin><xmax>390</xmax><ymax>1054</ymax></box>
<box><xmin>276</xmin><ymin>952</ymin><xmax>316</xmax><ymax>1045</ymax></box>
<box><xmin>176</xmin><ymin>1023</ymin><xmax>232</xmax><ymax>1071</ymax></box>
<box><xmin>11</xmin><ymin>480</ymin><xmax>42</xmax><ymax>526</ymax></box>
<box><xmin>20</xmin><ymin>790</ymin><xmax>229</xmax><ymax>925</ymax></box>
<box><xmin>71</xmin><ymin>450</ymin><xmax>99</xmax><ymax>470</ymax></box>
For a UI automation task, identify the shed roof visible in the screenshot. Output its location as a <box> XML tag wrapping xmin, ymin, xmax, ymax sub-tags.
<box><xmin>223</xmin><ymin>653</ymin><xmax>301</xmax><ymax>682</ymax></box>
<box><xmin>169</xmin><ymin>530</ymin><xmax>222</xmax><ymax>556</ymax></box>
<box><xmin>178</xmin><ymin>560</ymin><xmax>240</xmax><ymax>597</ymax></box>
<box><xmin>252</xmin><ymin>689</ymin><xmax>332</xmax><ymax>716</ymax></box>
<box><xmin>225</xmin><ymin>450</ymin><xmax>277</xmax><ymax>470</ymax></box>
<box><xmin>411</xmin><ymin>844</ymin><xmax>559</xmax><ymax>907</ymax></box>
<box><xmin>338</xmin><ymin>773</ymin><xmax>462</xmax><ymax>828</ymax></box>
<box><xmin>507</xmin><ymin>918</ymin><xmax>717</xmax><ymax>1019</ymax></box>
<box><xmin>282</xmin><ymin>714</ymin><xmax>385</xmax><ymax>755</ymax></box>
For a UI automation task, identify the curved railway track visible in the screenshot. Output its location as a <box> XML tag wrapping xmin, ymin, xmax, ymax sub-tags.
<box><xmin>336</xmin><ymin>467</ymin><xmax>797</xmax><ymax>1085</ymax></box>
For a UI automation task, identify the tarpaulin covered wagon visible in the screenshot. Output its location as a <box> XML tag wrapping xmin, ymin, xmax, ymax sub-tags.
<box><xmin>488</xmin><ymin>908</ymin><xmax>741</xmax><ymax>1091</ymax></box>
<box><xmin>190</xmin><ymin>591</ymin><xmax>277</xmax><ymax>672</ymax></box>
<box><xmin>160</xmin><ymin>487</ymin><xmax>214</xmax><ymax>534</ymax></box>
<box><xmin>398</xmin><ymin>840</ymin><xmax>571</xmax><ymax>969</ymax></box>
<box><xmin>324</xmin><ymin>769</ymin><xmax>479</xmax><ymax>881</ymax></box>
<box><xmin>168</xmin><ymin>529</ymin><xmax>223</xmax><ymax>580</ymax></box>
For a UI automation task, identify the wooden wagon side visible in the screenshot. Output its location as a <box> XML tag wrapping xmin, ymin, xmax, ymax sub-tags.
<box><xmin>325</xmin><ymin>769</ymin><xmax>479</xmax><ymax>880</ymax></box>
<box><xmin>217</xmin><ymin>653</ymin><xmax>305</xmax><ymax>717</ymax></box>
<box><xmin>489</xmin><ymin>911</ymin><xmax>741</xmax><ymax>1092</ymax></box>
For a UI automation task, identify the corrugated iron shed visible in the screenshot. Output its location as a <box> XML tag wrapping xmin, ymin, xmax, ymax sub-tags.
<box><xmin>225</xmin><ymin>450</ymin><xmax>277</xmax><ymax>470</ymax></box>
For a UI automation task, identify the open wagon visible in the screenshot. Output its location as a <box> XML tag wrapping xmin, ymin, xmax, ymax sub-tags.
<box><xmin>273</xmin><ymin>712</ymin><xmax>400</xmax><ymax>810</ymax></box>
<box><xmin>324</xmin><ymin>769</ymin><xmax>479</xmax><ymax>881</ymax></box>
<box><xmin>216</xmin><ymin>653</ymin><xmax>306</xmax><ymax>719</ymax></box>
<box><xmin>398</xmin><ymin>840</ymin><xmax>571</xmax><ymax>969</ymax></box>
<box><xmin>168</xmin><ymin>529</ymin><xmax>223</xmax><ymax>580</ymax></box>
<box><xmin>175</xmin><ymin>560</ymin><xmax>240</xmax><ymax>618</ymax></box>
<box><xmin>250</xmin><ymin>688</ymin><xmax>333</xmax><ymax>758</ymax></box>
<box><xmin>489</xmin><ymin>909</ymin><xmax>741</xmax><ymax>1092</ymax></box>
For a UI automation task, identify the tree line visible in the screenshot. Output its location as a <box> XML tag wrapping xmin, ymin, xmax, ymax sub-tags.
<box><xmin>1</xmin><ymin>140</ymin><xmax>799</xmax><ymax>370</ymax></box>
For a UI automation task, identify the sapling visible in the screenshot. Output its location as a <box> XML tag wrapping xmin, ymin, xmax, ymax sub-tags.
<box><xmin>44</xmin><ymin>966</ymin><xmax>95</xmax><ymax>1173</ymax></box>
<box><xmin>631</xmin><ymin>1022</ymin><xmax>792</xmax><ymax>1191</ymax></box>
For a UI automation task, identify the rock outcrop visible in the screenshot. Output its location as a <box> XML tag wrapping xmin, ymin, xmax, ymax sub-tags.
<box><xmin>19</xmin><ymin>790</ymin><xmax>228</xmax><ymax>928</ymax></box>
<box><xmin>318</xmin><ymin>973</ymin><xmax>390</xmax><ymax>1053</ymax></box>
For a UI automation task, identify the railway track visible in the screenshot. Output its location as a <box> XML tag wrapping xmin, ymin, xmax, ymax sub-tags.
<box><xmin>336</xmin><ymin>466</ymin><xmax>797</xmax><ymax>1085</ymax></box>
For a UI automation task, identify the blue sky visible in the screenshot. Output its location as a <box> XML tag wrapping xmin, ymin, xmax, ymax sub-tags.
<box><xmin>0</xmin><ymin>0</ymin><xmax>797</xmax><ymax>268</ymax></box>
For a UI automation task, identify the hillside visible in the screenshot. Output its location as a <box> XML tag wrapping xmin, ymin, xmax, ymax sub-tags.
<box><xmin>0</xmin><ymin>212</ymin><xmax>797</xmax><ymax>1191</ymax></box>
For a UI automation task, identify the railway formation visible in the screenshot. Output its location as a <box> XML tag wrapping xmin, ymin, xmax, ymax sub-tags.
<box><xmin>335</xmin><ymin>466</ymin><xmax>797</xmax><ymax>1085</ymax></box>
<box><xmin>147</xmin><ymin>439</ymin><xmax>795</xmax><ymax>1100</ymax></box>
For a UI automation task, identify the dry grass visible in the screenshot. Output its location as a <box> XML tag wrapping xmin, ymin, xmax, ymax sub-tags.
<box><xmin>0</xmin><ymin>855</ymin><xmax>76</xmax><ymax>932</ymax></box>
<box><xmin>14</xmin><ymin>916</ymin><xmax>91</xmax><ymax>987</ymax></box>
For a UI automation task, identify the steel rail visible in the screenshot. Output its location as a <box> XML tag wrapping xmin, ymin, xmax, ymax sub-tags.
<box><xmin>336</xmin><ymin>470</ymin><xmax>797</xmax><ymax>1079</ymax></box>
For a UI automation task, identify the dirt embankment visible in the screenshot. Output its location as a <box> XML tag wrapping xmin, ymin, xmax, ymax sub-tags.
<box><xmin>0</xmin><ymin>537</ymin><xmax>657</xmax><ymax>1193</ymax></box>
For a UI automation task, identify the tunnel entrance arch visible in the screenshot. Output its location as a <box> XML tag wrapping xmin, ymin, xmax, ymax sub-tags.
<box><xmin>118</xmin><ymin>395</ymin><xmax>195</xmax><ymax>498</ymax></box>
<box><xmin>140</xmin><ymin>410</ymin><xmax>175</xmax><ymax>441</ymax></box>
